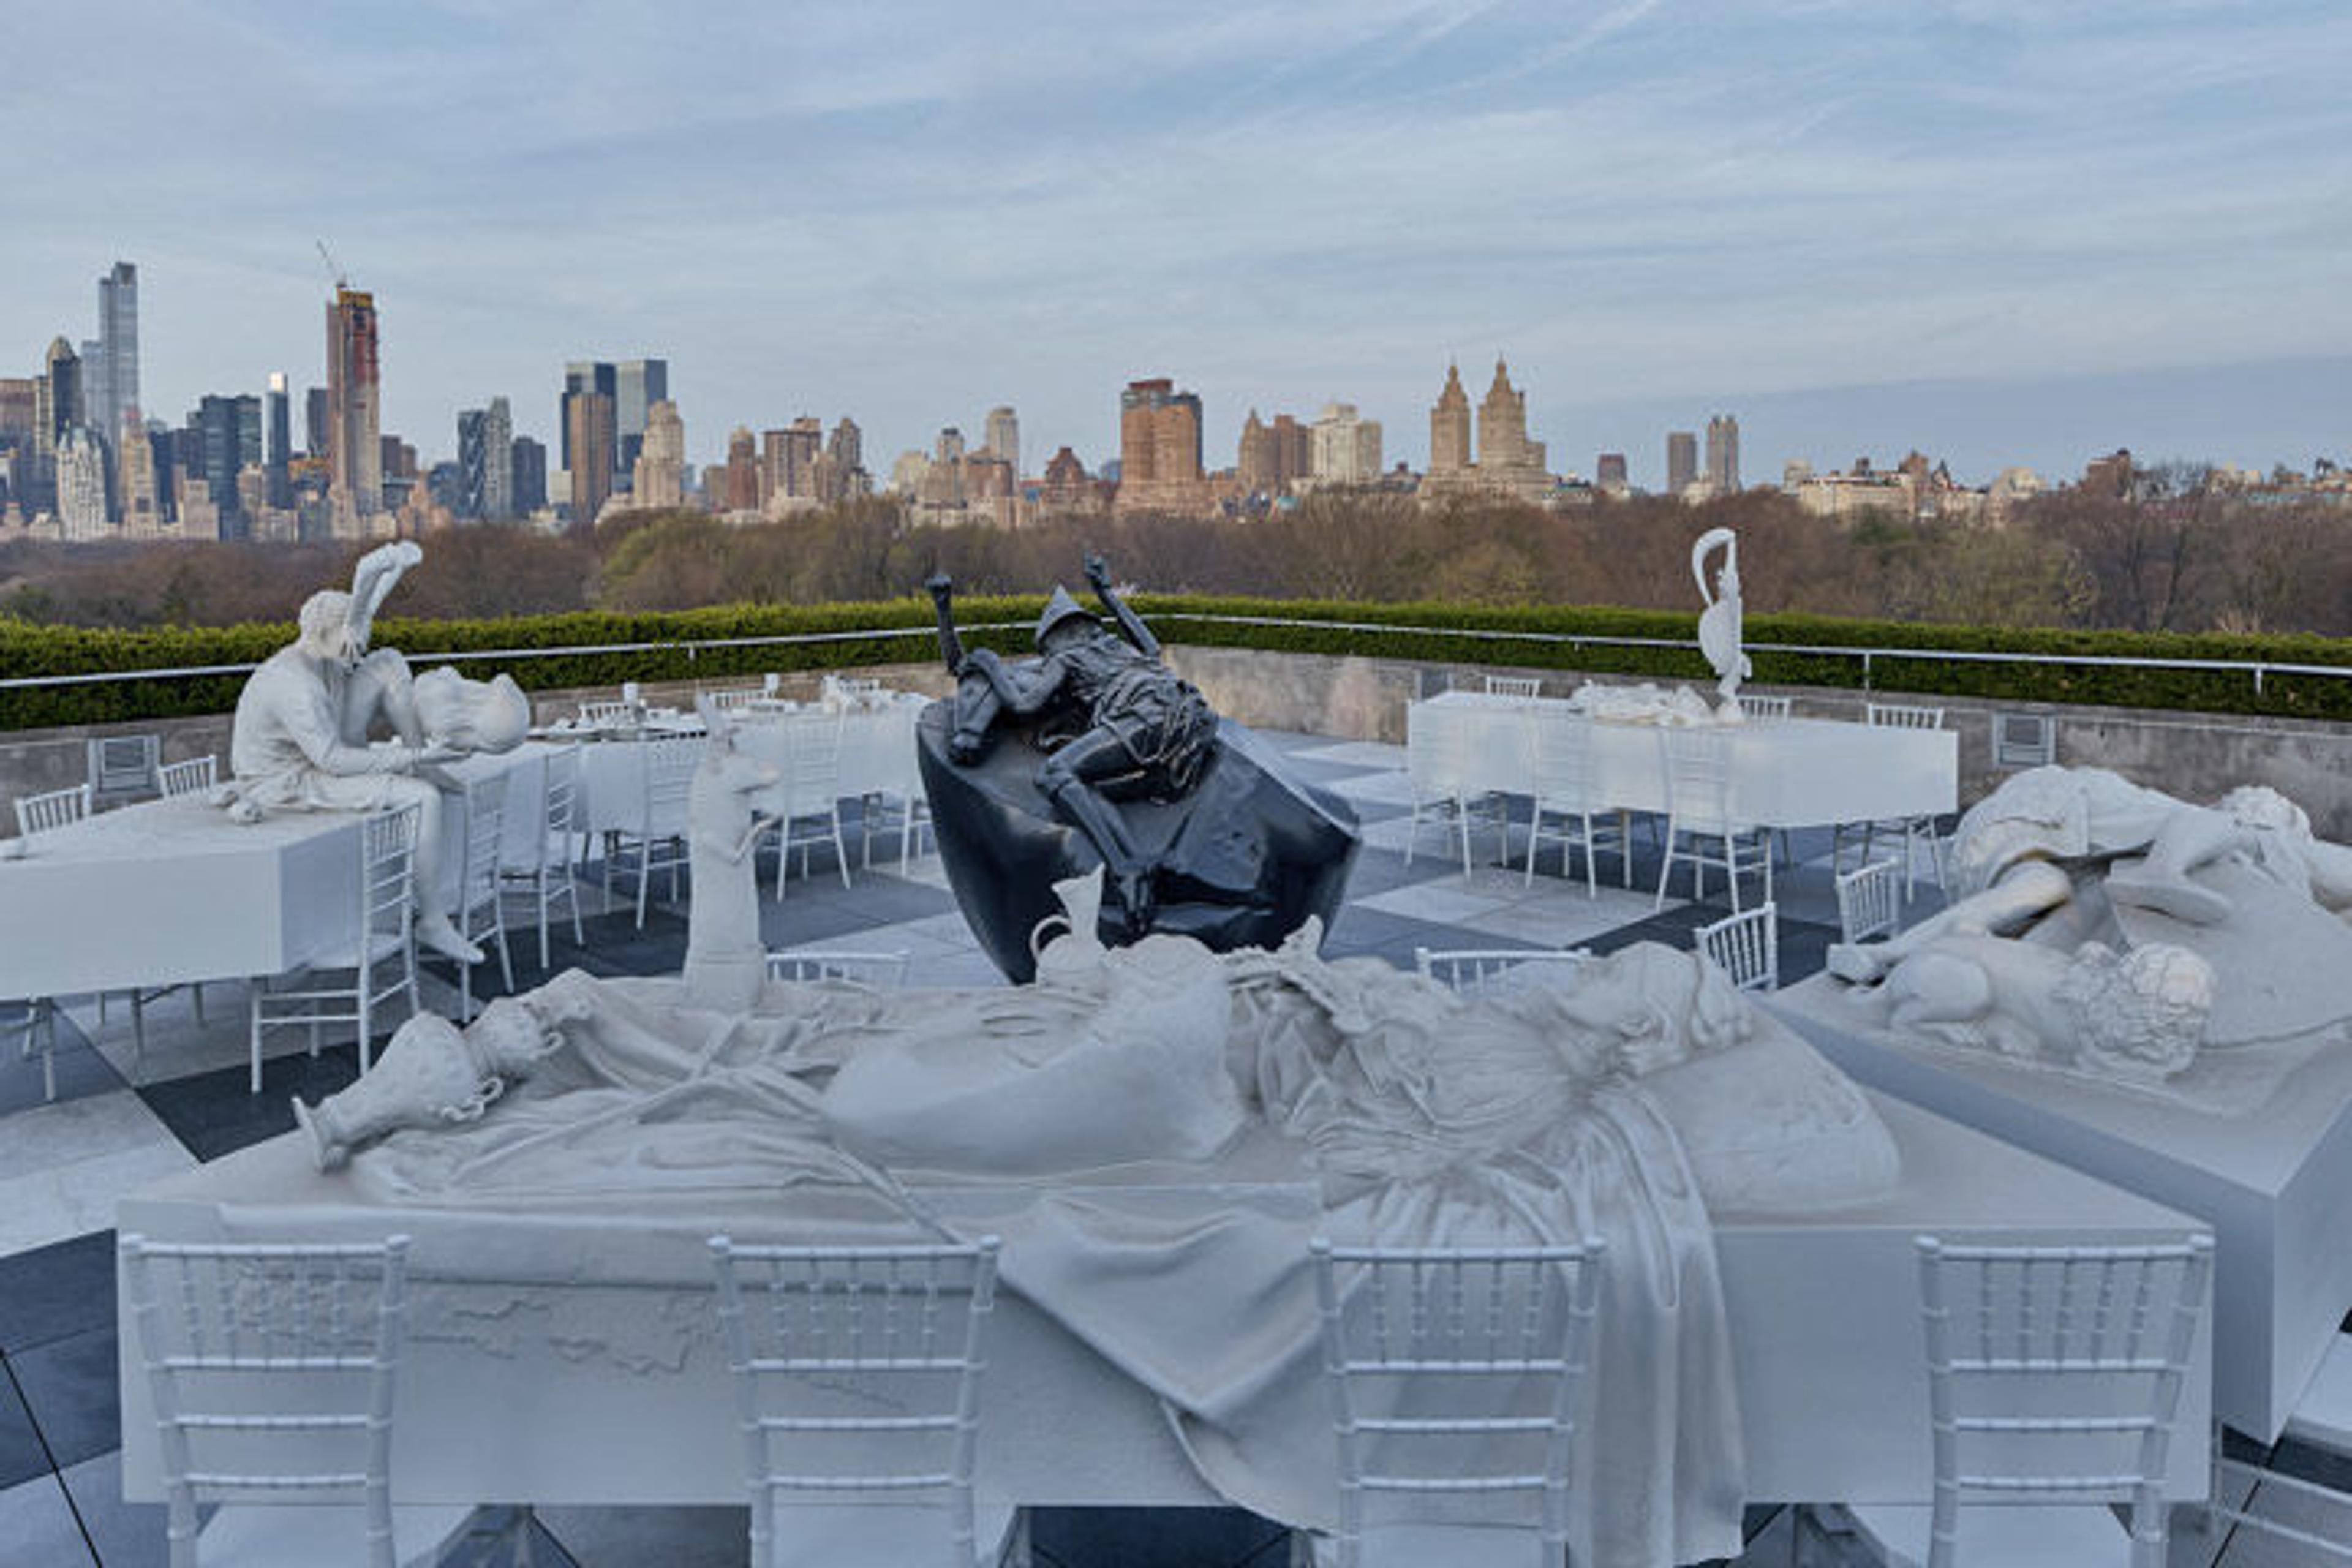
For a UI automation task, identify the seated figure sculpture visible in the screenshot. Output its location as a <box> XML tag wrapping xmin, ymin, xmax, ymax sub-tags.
<box><xmin>227</xmin><ymin>543</ymin><xmax>505</xmax><ymax>964</ymax></box>
<box><xmin>1828</xmin><ymin>764</ymin><xmax>2352</xmax><ymax>1077</ymax></box>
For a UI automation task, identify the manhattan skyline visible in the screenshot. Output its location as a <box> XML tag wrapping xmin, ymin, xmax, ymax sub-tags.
<box><xmin>6</xmin><ymin>1</ymin><xmax>2350</xmax><ymax>486</ymax></box>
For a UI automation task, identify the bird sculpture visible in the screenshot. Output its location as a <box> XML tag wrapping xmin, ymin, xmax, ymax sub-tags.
<box><xmin>1692</xmin><ymin>526</ymin><xmax>1752</xmax><ymax>716</ymax></box>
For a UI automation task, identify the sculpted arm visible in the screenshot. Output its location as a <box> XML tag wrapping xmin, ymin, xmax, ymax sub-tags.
<box><xmin>346</xmin><ymin>541</ymin><xmax>423</xmax><ymax>657</ymax></box>
<box><xmin>1085</xmin><ymin>554</ymin><xmax>1160</xmax><ymax>660</ymax></box>
<box><xmin>263</xmin><ymin>663</ymin><xmax>432</xmax><ymax>777</ymax></box>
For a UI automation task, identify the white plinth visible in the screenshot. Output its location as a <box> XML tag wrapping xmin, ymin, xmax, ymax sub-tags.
<box><xmin>119</xmin><ymin>1096</ymin><xmax>2207</xmax><ymax>1510</ymax></box>
<box><xmin>1775</xmin><ymin>976</ymin><xmax>2352</xmax><ymax>1441</ymax></box>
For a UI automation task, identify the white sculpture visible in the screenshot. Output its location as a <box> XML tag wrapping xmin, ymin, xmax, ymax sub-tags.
<box><xmin>1692</xmin><ymin>526</ymin><xmax>1751</xmax><ymax>717</ymax></box>
<box><xmin>1564</xmin><ymin>680</ymin><xmax>1725</xmax><ymax>726</ymax></box>
<box><xmin>680</xmin><ymin>697</ymin><xmax>780</xmax><ymax>1014</ymax></box>
<box><xmin>226</xmin><ymin>542</ymin><xmax>483</xmax><ymax>962</ymax></box>
<box><xmin>1829</xmin><ymin>766</ymin><xmax>2352</xmax><ymax>1083</ymax></box>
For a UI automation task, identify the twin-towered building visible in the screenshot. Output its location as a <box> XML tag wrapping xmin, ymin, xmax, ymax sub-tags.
<box><xmin>1420</xmin><ymin>358</ymin><xmax>1551</xmax><ymax>506</ymax></box>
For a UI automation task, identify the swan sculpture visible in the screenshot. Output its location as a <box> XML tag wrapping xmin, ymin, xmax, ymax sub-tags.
<box><xmin>1692</xmin><ymin>526</ymin><xmax>1752</xmax><ymax>715</ymax></box>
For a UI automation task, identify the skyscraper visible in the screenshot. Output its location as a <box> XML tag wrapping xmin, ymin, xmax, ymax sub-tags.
<box><xmin>510</xmin><ymin>437</ymin><xmax>547</xmax><ymax>514</ymax></box>
<box><xmin>325</xmin><ymin>287</ymin><xmax>383</xmax><ymax>531</ymax></box>
<box><xmin>457</xmin><ymin>408</ymin><xmax>489</xmax><ymax>519</ymax></box>
<box><xmin>481</xmin><ymin>396</ymin><xmax>512</xmax><ymax>519</ymax></box>
<box><xmin>117</xmin><ymin>409</ymin><xmax>162</xmax><ymax>537</ymax></box>
<box><xmin>1310</xmin><ymin>403</ymin><xmax>1383</xmax><ymax>487</ymax></box>
<box><xmin>614</xmin><ymin>359</ymin><xmax>668</xmax><ymax>473</ymax></box>
<box><xmin>566</xmin><ymin>391</ymin><xmax>615</xmax><ymax>524</ymax></box>
<box><xmin>1114</xmin><ymin>378</ymin><xmax>1206</xmax><ymax>514</ymax></box>
<box><xmin>94</xmin><ymin>262</ymin><xmax>137</xmax><ymax>450</ymax></box>
<box><xmin>1666</xmin><ymin>431</ymin><xmax>1698</xmax><ymax>494</ymax></box>
<box><xmin>633</xmin><ymin>399</ymin><xmax>686</xmax><ymax>508</ymax></box>
<box><xmin>826</xmin><ymin>417</ymin><xmax>864</xmax><ymax>496</ymax></box>
<box><xmin>265</xmin><ymin>373</ymin><xmax>292</xmax><ymax>508</ymax></box>
<box><xmin>724</xmin><ymin>427</ymin><xmax>759</xmax><ymax>513</ymax></box>
<box><xmin>193</xmin><ymin>393</ymin><xmax>263</xmax><ymax>535</ymax></box>
<box><xmin>1428</xmin><ymin>364</ymin><xmax>1472</xmax><ymax>477</ymax></box>
<box><xmin>305</xmin><ymin>386</ymin><xmax>329</xmax><ymax>458</ymax></box>
<box><xmin>55</xmin><ymin>426</ymin><xmax>110</xmax><ymax>540</ymax></box>
<box><xmin>1705</xmin><ymin>414</ymin><xmax>1741</xmax><ymax>494</ymax></box>
<box><xmin>984</xmin><ymin>405</ymin><xmax>1019</xmax><ymax>477</ymax></box>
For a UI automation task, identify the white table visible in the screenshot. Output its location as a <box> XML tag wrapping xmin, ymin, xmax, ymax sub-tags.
<box><xmin>1409</xmin><ymin>691</ymin><xmax>1958</xmax><ymax>827</ymax></box>
<box><xmin>118</xmin><ymin>1090</ymin><xmax>2209</xmax><ymax>1511</ymax></box>
<box><xmin>569</xmin><ymin>695</ymin><xmax>927</xmax><ymax>839</ymax></box>
<box><xmin>0</xmin><ymin>750</ymin><xmax>546</xmax><ymax>1004</ymax></box>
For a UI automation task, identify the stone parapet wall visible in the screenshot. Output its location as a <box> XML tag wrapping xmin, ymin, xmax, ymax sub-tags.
<box><xmin>4</xmin><ymin>647</ymin><xmax>2349</xmax><ymax>840</ymax></box>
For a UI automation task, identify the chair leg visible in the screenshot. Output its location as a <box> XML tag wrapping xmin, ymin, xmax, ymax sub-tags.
<box><xmin>636</xmin><ymin>842</ymin><xmax>652</xmax><ymax>929</ymax></box>
<box><xmin>538</xmin><ymin>874</ymin><xmax>553</xmax><ymax>971</ymax></box>
<box><xmin>130</xmin><ymin>991</ymin><xmax>146</xmax><ymax>1085</ymax></box>
<box><xmin>358</xmin><ymin>968</ymin><xmax>372</xmax><ymax>1074</ymax></box>
<box><xmin>1581</xmin><ymin>811</ymin><xmax>1599</xmax><ymax>899</ymax></box>
<box><xmin>1654</xmin><ymin>821</ymin><xmax>1676</xmax><ymax>911</ymax></box>
<box><xmin>249</xmin><ymin>984</ymin><xmax>265</xmax><ymax>1095</ymax></box>
<box><xmin>495</xmin><ymin>920</ymin><xmax>514</xmax><ymax>995</ymax></box>
<box><xmin>831</xmin><ymin>807</ymin><xmax>851</xmax><ymax>890</ymax></box>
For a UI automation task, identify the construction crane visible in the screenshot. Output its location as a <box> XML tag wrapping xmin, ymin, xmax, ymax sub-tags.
<box><xmin>315</xmin><ymin>239</ymin><xmax>347</xmax><ymax>292</ymax></box>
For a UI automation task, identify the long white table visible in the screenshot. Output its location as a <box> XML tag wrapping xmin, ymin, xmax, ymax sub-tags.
<box><xmin>567</xmin><ymin>695</ymin><xmax>926</xmax><ymax>839</ymax></box>
<box><xmin>1409</xmin><ymin>691</ymin><xmax>1958</xmax><ymax>827</ymax></box>
<box><xmin>119</xmin><ymin>1090</ymin><xmax>2210</xmax><ymax>1511</ymax></box>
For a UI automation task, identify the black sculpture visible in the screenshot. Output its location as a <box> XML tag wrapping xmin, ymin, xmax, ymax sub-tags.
<box><xmin>922</xmin><ymin>558</ymin><xmax>1359</xmax><ymax>982</ymax></box>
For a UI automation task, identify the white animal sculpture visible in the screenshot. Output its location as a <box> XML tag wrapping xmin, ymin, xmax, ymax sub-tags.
<box><xmin>1692</xmin><ymin>527</ymin><xmax>1751</xmax><ymax>716</ymax></box>
<box><xmin>681</xmin><ymin>697</ymin><xmax>782</xmax><ymax>1014</ymax></box>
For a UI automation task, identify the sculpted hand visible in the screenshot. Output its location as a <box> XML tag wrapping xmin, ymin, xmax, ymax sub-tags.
<box><xmin>1083</xmin><ymin>553</ymin><xmax>1112</xmax><ymax>592</ymax></box>
<box><xmin>925</xmin><ymin>572</ymin><xmax>954</xmax><ymax>605</ymax></box>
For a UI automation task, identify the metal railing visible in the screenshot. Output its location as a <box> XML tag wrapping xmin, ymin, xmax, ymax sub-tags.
<box><xmin>1</xmin><ymin>611</ymin><xmax>2348</xmax><ymax>707</ymax></box>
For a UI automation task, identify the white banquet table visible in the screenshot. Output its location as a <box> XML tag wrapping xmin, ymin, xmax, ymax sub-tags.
<box><xmin>1409</xmin><ymin>690</ymin><xmax>1958</xmax><ymax>828</ymax></box>
<box><xmin>118</xmin><ymin>1091</ymin><xmax>2209</xmax><ymax>1512</ymax></box>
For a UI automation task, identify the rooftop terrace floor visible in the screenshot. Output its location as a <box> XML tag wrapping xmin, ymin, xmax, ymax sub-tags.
<box><xmin>0</xmin><ymin>731</ymin><xmax>2332</xmax><ymax>1566</ymax></box>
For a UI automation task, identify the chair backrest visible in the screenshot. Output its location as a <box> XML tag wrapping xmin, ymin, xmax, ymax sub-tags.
<box><xmin>541</xmin><ymin>742</ymin><xmax>584</xmax><ymax>840</ymax></box>
<box><xmin>1483</xmin><ymin>674</ymin><xmax>1542</xmax><ymax>699</ymax></box>
<box><xmin>89</xmin><ymin>733</ymin><xmax>162</xmax><ymax>802</ymax></box>
<box><xmin>1311</xmin><ymin>1237</ymin><xmax>1604</xmax><ymax>1562</ymax></box>
<box><xmin>1414</xmin><ymin>947</ymin><xmax>1590</xmax><ymax>999</ymax></box>
<box><xmin>15</xmin><ymin>782</ymin><xmax>91</xmax><ymax>837</ymax></box>
<box><xmin>1736</xmin><ymin>693</ymin><xmax>1792</xmax><ymax>723</ymax></box>
<box><xmin>767</xmin><ymin>949</ymin><xmax>912</xmax><ymax>989</ymax></box>
<box><xmin>1696</xmin><ymin>901</ymin><xmax>1778</xmax><ymax>992</ymax></box>
<box><xmin>156</xmin><ymin>755</ymin><xmax>219</xmax><ymax>801</ymax></box>
<box><xmin>1912</xmin><ymin>1234</ymin><xmax>2213</xmax><ymax>1568</ymax></box>
<box><xmin>1836</xmin><ymin>859</ymin><xmax>1904</xmax><ymax>946</ymax></box>
<box><xmin>775</xmin><ymin>709</ymin><xmax>845</xmax><ymax>816</ymax></box>
<box><xmin>1659</xmin><ymin>726</ymin><xmax>1737</xmax><ymax>828</ymax></box>
<box><xmin>1867</xmin><ymin>701</ymin><xmax>1946</xmax><ymax>731</ymax></box>
<box><xmin>457</xmin><ymin>771</ymin><xmax>507</xmax><ymax>913</ymax></box>
<box><xmin>121</xmin><ymin>1232</ymin><xmax>414</xmax><ymax>1568</ymax></box>
<box><xmin>706</xmin><ymin>687</ymin><xmax>760</xmax><ymax>712</ymax></box>
<box><xmin>1406</xmin><ymin>703</ymin><xmax>1473</xmax><ymax>795</ymax></box>
<box><xmin>710</xmin><ymin>1235</ymin><xmax>1001</xmax><ymax>1568</ymax></box>
<box><xmin>362</xmin><ymin>804</ymin><xmax>422</xmax><ymax>952</ymax></box>
<box><xmin>579</xmin><ymin>698</ymin><xmax>632</xmax><ymax>725</ymax></box>
<box><xmin>643</xmin><ymin>736</ymin><xmax>705</xmax><ymax>832</ymax></box>
<box><xmin>1527</xmin><ymin>707</ymin><xmax>1600</xmax><ymax>810</ymax></box>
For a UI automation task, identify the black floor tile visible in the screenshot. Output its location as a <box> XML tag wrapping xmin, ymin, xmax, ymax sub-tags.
<box><xmin>1029</xmin><ymin>1506</ymin><xmax>1290</xmax><ymax>1568</ymax></box>
<box><xmin>57</xmin><ymin>1449</ymin><xmax>167</xmax><ymax>1568</ymax></box>
<box><xmin>10</xmin><ymin>1325</ymin><xmax>119</xmax><ymax>1472</ymax></box>
<box><xmin>0</xmin><ymin>1232</ymin><xmax>115</xmax><ymax>1357</ymax></box>
<box><xmin>1335</xmin><ymin>847</ymin><xmax>1455</xmax><ymax>899</ymax></box>
<box><xmin>137</xmin><ymin>1045</ymin><xmax>364</xmax><ymax>1164</ymax></box>
<box><xmin>0</xmin><ymin>1359</ymin><xmax>51</xmax><ymax>1491</ymax></box>
<box><xmin>0</xmin><ymin>1011</ymin><xmax>124</xmax><ymax>1117</ymax></box>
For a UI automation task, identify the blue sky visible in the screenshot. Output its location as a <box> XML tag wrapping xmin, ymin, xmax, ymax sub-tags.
<box><xmin>6</xmin><ymin>0</ymin><xmax>2349</xmax><ymax>486</ymax></box>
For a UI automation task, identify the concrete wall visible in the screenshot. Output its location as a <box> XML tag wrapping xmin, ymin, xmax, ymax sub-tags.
<box><xmin>6</xmin><ymin>647</ymin><xmax>2350</xmax><ymax>840</ymax></box>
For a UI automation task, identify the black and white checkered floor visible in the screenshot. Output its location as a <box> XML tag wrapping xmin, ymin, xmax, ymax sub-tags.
<box><xmin>0</xmin><ymin>731</ymin><xmax>2341</xmax><ymax>1566</ymax></box>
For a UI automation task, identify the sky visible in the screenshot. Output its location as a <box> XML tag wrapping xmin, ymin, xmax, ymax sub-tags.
<box><xmin>5</xmin><ymin>0</ymin><xmax>2350</xmax><ymax>489</ymax></box>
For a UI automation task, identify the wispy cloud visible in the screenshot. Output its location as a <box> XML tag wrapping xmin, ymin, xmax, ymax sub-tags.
<box><xmin>4</xmin><ymin>0</ymin><xmax>2346</xmax><ymax>481</ymax></box>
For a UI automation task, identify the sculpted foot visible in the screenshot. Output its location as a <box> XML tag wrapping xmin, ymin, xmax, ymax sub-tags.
<box><xmin>417</xmin><ymin>914</ymin><xmax>486</xmax><ymax>965</ymax></box>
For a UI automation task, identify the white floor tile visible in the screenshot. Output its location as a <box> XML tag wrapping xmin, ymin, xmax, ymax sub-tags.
<box><xmin>0</xmin><ymin>1089</ymin><xmax>178</xmax><ymax>1185</ymax></box>
<box><xmin>1354</xmin><ymin>881</ymin><xmax>1517</xmax><ymax>925</ymax></box>
<box><xmin>538</xmin><ymin>1503</ymin><xmax>750</xmax><ymax>1567</ymax></box>
<box><xmin>0</xmin><ymin>1135</ymin><xmax>198</xmax><ymax>1257</ymax></box>
<box><xmin>1321</xmin><ymin>772</ymin><xmax>1419</xmax><ymax>806</ymax></box>
<box><xmin>1291</xmin><ymin>740</ymin><xmax>1408</xmax><ymax>771</ymax></box>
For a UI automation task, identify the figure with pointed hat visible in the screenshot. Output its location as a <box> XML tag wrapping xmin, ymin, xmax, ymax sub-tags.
<box><xmin>926</xmin><ymin>554</ymin><xmax>1218</xmax><ymax>929</ymax></box>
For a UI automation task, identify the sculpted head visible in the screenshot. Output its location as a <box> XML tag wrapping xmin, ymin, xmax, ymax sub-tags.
<box><xmin>2057</xmin><ymin>941</ymin><xmax>2213</xmax><ymax>1080</ymax></box>
<box><xmin>297</xmin><ymin>589</ymin><xmax>356</xmax><ymax>663</ymax></box>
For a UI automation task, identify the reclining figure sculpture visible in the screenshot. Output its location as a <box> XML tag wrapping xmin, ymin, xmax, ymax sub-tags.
<box><xmin>921</xmin><ymin>555</ymin><xmax>1357</xmax><ymax>979</ymax></box>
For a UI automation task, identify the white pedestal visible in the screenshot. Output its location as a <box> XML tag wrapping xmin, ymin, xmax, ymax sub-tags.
<box><xmin>1775</xmin><ymin>976</ymin><xmax>2352</xmax><ymax>1441</ymax></box>
<box><xmin>119</xmin><ymin>1098</ymin><xmax>2209</xmax><ymax>1509</ymax></box>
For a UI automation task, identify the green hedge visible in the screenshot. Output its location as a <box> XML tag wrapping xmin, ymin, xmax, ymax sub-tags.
<box><xmin>4</xmin><ymin>595</ymin><xmax>2350</xmax><ymax>732</ymax></box>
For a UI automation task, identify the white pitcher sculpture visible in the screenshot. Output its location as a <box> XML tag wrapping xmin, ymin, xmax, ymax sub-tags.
<box><xmin>293</xmin><ymin>994</ymin><xmax>576</xmax><ymax>1171</ymax></box>
<box><xmin>1692</xmin><ymin>526</ymin><xmax>1752</xmax><ymax>718</ymax></box>
<box><xmin>680</xmin><ymin>696</ymin><xmax>782</xmax><ymax>1014</ymax></box>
